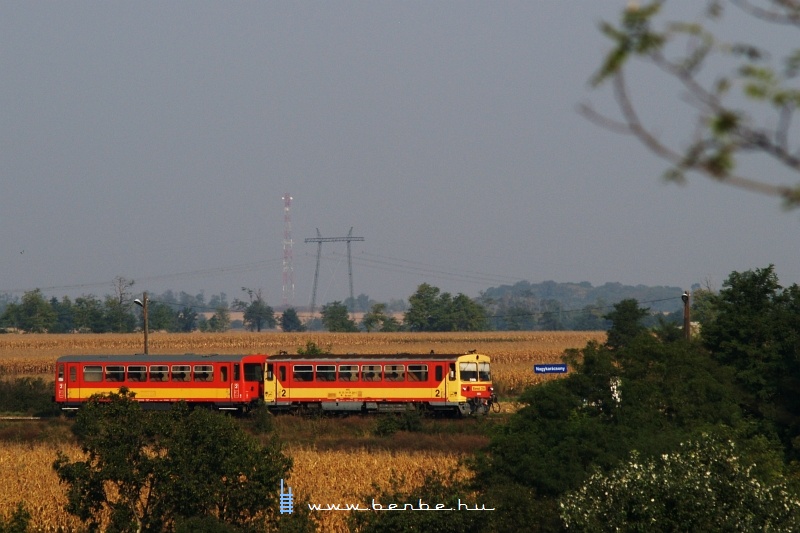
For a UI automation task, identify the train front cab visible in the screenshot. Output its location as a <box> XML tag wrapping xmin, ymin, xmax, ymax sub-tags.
<box><xmin>447</xmin><ymin>353</ymin><xmax>495</xmax><ymax>415</ymax></box>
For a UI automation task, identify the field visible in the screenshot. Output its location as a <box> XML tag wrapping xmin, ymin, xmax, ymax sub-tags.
<box><xmin>0</xmin><ymin>331</ymin><xmax>603</xmax><ymax>531</ymax></box>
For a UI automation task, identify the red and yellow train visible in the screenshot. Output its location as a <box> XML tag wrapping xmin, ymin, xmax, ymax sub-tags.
<box><xmin>54</xmin><ymin>351</ymin><xmax>497</xmax><ymax>416</ymax></box>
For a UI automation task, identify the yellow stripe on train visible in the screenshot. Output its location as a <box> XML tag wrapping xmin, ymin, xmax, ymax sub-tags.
<box><xmin>69</xmin><ymin>387</ymin><xmax>233</xmax><ymax>401</ymax></box>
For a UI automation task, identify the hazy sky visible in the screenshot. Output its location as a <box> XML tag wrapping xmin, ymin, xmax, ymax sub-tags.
<box><xmin>2</xmin><ymin>1</ymin><xmax>798</xmax><ymax>308</ymax></box>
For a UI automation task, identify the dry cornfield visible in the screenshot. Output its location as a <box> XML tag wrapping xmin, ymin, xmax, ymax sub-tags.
<box><xmin>290</xmin><ymin>447</ymin><xmax>472</xmax><ymax>532</ymax></box>
<box><xmin>0</xmin><ymin>331</ymin><xmax>605</xmax><ymax>392</ymax></box>
<box><xmin>0</xmin><ymin>440</ymin><xmax>470</xmax><ymax>532</ymax></box>
<box><xmin>0</xmin><ymin>442</ymin><xmax>85</xmax><ymax>532</ymax></box>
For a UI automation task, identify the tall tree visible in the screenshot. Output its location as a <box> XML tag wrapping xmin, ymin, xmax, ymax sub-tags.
<box><xmin>585</xmin><ymin>1</ymin><xmax>800</xmax><ymax>207</ymax></box>
<box><xmin>107</xmin><ymin>277</ymin><xmax>136</xmax><ymax>333</ymax></box>
<box><xmin>73</xmin><ymin>295</ymin><xmax>108</xmax><ymax>333</ymax></box>
<box><xmin>701</xmin><ymin>265</ymin><xmax>800</xmax><ymax>459</ymax></box>
<box><xmin>175</xmin><ymin>307</ymin><xmax>198</xmax><ymax>333</ymax></box>
<box><xmin>405</xmin><ymin>283</ymin><xmax>444</xmax><ymax>331</ymax></box>
<box><xmin>53</xmin><ymin>390</ymin><xmax>298</xmax><ymax>532</ymax></box>
<box><xmin>473</xmin><ymin>333</ymin><xmax>744</xmax><ymax>530</ymax></box>
<box><xmin>232</xmin><ymin>288</ymin><xmax>276</xmax><ymax>332</ymax></box>
<box><xmin>321</xmin><ymin>301</ymin><xmax>358</xmax><ymax>332</ymax></box>
<box><xmin>604</xmin><ymin>298</ymin><xmax>650</xmax><ymax>349</ymax></box>
<box><xmin>0</xmin><ymin>289</ymin><xmax>56</xmax><ymax>332</ymax></box>
<box><xmin>405</xmin><ymin>283</ymin><xmax>489</xmax><ymax>332</ymax></box>
<box><xmin>280</xmin><ymin>307</ymin><xmax>305</xmax><ymax>332</ymax></box>
<box><xmin>362</xmin><ymin>302</ymin><xmax>395</xmax><ymax>332</ymax></box>
<box><xmin>203</xmin><ymin>306</ymin><xmax>230</xmax><ymax>332</ymax></box>
<box><xmin>147</xmin><ymin>301</ymin><xmax>177</xmax><ymax>332</ymax></box>
<box><xmin>49</xmin><ymin>296</ymin><xmax>75</xmax><ymax>333</ymax></box>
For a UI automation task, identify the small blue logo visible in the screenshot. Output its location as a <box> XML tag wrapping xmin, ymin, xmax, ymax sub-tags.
<box><xmin>279</xmin><ymin>479</ymin><xmax>294</xmax><ymax>514</ymax></box>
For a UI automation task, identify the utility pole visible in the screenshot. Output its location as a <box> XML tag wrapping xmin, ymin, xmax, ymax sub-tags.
<box><xmin>134</xmin><ymin>292</ymin><xmax>149</xmax><ymax>354</ymax></box>
<box><xmin>304</xmin><ymin>227</ymin><xmax>364</xmax><ymax>314</ymax></box>
<box><xmin>682</xmin><ymin>291</ymin><xmax>691</xmax><ymax>340</ymax></box>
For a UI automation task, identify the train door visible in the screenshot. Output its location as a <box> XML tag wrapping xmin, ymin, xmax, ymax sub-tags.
<box><xmin>243</xmin><ymin>361</ymin><xmax>263</xmax><ymax>401</ymax></box>
<box><xmin>56</xmin><ymin>363</ymin><xmax>67</xmax><ymax>402</ymax></box>
<box><xmin>231</xmin><ymin>363</ymin><xmax>241</xmax><ymax>400</ymax></box>
<box><xmin>447</xmin><ymin>362</ymin><xmax>458</xmax><ymax>402</ymax></box>
<box><xmin>264</xmin><ymin>363</ymin><xmax>275</xmax><ymax>403</ymax></box>
<box><xmin>434</xmin><ymin>364</ymin><xmax>445</xmax><ymax>404</ymax></box>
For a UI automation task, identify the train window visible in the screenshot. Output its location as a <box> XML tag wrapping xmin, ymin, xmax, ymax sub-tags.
<box><xmin>84</xmin><ymin>365</ymin><xmax>102</xmax><ymax>382</ymax></box>
<box><xmin>127</xmin><ymin>365</ymin><xmax>147</xmax><ymax>382</ymax></box>
<box><xmin>194</xmin><ymin>365</ymin><xmax>214</xmax><ymax>382</ymax></box>
<box><xmin>266</xmin><ymin>363</ymin><xmax>274</xmax><ymax>381</ymax></box>
<box><xmin>478</xmin><ymin>362</ymin><xmax>491</xmax><ymax>381</ymax></box>
<box><xmin>435</xmin><ymin>365</ymin><xmax>443</xmax><ymax>382</ymax></box>
<box><xmin>70</xmin><ymin>366</ymin><xmax>77</xmax><ymax>382</ymax></box>
<box><xmin>57</xmin><ymin>364</ymin><xmax>65</xmax><ymax>382</ymax></box>
<box><xmin>220</xmin><ymin>366</ymin><xmax>228</xmax><ymax>382</ymax></box>
<box><xmin>338</xmin><ymin>365</ymin><xmax>359</xmax><ymax>382</ymax></box>
<box><xmin>385</xmin><ymin>365</ymin><xmax>405</xmax><ymax>382</ymax></box>
<box><xmin>244</xmin><ymin>363</ymin><xmax>263</xmax><ymax>382</ymax></box>
<box><xmin>106</xmin><ymin>366</ymin><xmax>125</xmax><ymax>382</ymax></box>
<box><xmin>234</xmin><ymin>364</ymin><xmax>240</xmax><ymax>381</ymax></box>
<box><xmin>362</xmin><ymin>364</ymin><xmax>382</xmax><ymax>382</ymax></box>
<box><xmin>171</xmin><ymin>365</ymin><xmax>191</xmax><ymax>382</ymax></box>
<box><xmin>459</xmin><ymin>362</ymin><xmax>478</xmax><ymax>382</ymax></box>
<box><xmin>278</xmin><ymin>366</ymin><xmax>286</xmax><ymax>381</ymax></box>
<box><xmin>316</xmin><ymin>365</ymin><xmax>336</xmax><ymax>382</ymax></box>
<box><xmin>448</xmin><ymin>363</ymin><xmax>456</xmax><ymax>381</ymax></box>
<box><xmin>150</xmin><ymin>365</ymin><xmax>169</xmax><ymax>382</ymax></box>
<box><xmin>408</xmin><ymin>364</ymin><xmax>428</xmax><ymax>381</ymax></box>
<box><xmin>293</xmin><ymin>365</ymin><xmax>313</xmax><ymax>382</ymax></box>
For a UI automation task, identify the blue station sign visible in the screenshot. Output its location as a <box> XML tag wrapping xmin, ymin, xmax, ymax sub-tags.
<box><xmin>534</xmin><ymin>364</ymin><xmax>567</xmax><ymax>374</ymax></box>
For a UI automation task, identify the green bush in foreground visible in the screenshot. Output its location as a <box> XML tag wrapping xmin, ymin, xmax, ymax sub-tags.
<box><xmin>561</xmin><ymin>432</ymin><xmax>800</xmax><ymax>531</ymax></box>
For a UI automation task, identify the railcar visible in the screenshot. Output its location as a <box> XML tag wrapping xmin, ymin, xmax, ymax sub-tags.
<box><xmin>264</xmin><ymin>351</ymin><xmax>496</xmax><ymax>416</ymax></box>
<box><xmin>54</xmin><ymin>353</ymin><xmax>266</xmax><ymax>412</ymax></box>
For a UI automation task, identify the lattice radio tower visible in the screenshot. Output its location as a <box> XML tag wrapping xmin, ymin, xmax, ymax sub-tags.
<box><xmin>305</xmin><ymin>227</ymin><xmax>364</xmax><ymax>313</ymax></box>
<box><xmin>281</xmin><ymin>194</ymin><xmax>295</xmax><ymax>307</ymax></box>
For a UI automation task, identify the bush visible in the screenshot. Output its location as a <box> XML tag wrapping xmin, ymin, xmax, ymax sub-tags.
<box><xmin>0</xmin><ymin>378</ymin><xmax>60</xmax><ymax>417</ymax></box>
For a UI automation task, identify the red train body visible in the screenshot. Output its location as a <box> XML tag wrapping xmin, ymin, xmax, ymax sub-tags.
<box><xmin>54</xmin><ymin>353</ymin><xmax>266</xmax><ymax>412</ymax></box>
<box><xmin>54</xmin><ymin>351</ymin><xmax>496</xmax><ymax>416</ymax></box>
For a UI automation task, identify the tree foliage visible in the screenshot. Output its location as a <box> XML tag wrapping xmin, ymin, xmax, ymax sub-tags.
<box><xmin>361</xmin><ymin>303</ymin><xmax>401</xmax><ymax>332</ymax></box>
<box><xmin>280</xmin><ymin>307</ymin><xmax>305</xmax><ymax>332</ymax></box>
<box><xmin>321</xmin><ymin>301</ymin><xmax>358</xmax><ymax>332</ymax></box>
<box><xmin>586</xmin><ymin>0</ymin><xmax>800</xmax><ymax>207</ymax></box>
<box><xmin>474</xmin><ymin>304</ymin><xmax>744</xmax><ymax>530</ymax></box>
<box><xmin>0</xmin><ymin>503</ymin><xmax>31</xmax><ymax>533</ymax></box>
<box><xmin>405</xmin><ymin>283</ymin><xmax>489</xmax><ymax>332</ymax></box>
<box><xmin>701</xmin><ymin>265</ymin><xmax>800</xmax><ymax>460</ymax></box>
<box><xmin>53</xmin><ymin>390</ymin><xmax>297</xmax><ymax>532</ymax></box>
<box><xmin>0</xmin><ymin>289</ymin><xmax>56</xmax><ymax>332</ymax></box>
<box><xmin>561</xmin><ymin>433</ymin><xmax>800</xmax><ymax>531</ymax></box>
<box><xmin>232</xmin><ymin>288</ymin><xmax>276</xmax><ymax>332</ymax></box>
<box><xmin>604</xmin><ymin>298</ymin><xmax>649</xmax><ymax>349</ymax></box>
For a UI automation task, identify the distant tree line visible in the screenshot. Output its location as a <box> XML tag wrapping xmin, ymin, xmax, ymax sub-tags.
<box><xmin>0</xmin><ymin>277</ymin><xmax>688</xmax><ymax>334</ymax></box>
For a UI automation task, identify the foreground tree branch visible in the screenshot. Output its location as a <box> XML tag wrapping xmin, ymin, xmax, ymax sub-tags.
<box><xmin>587</xmin><ymin>0</ymin><xmax>800</xmax><ymax>208</ymax></box>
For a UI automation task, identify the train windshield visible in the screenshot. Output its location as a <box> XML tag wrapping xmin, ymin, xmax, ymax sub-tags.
<box><xmin>478</xmin><ymin>362</ymin><xmax>491</xmax><ymax>381</ymax></box>
<box><xmin>459</xmin><ymin>361</ymin><xmax>492</xmax><ymax>382</ymax></box>
<box><xmin>244</xmin><ymin>363</ymin><xmax>264</xmax><ymax>382</ymax></box>
<box><xmin>459</xmin><ymin>362</ymin><xmax>478</xmax><ymax>382</ymax></box>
